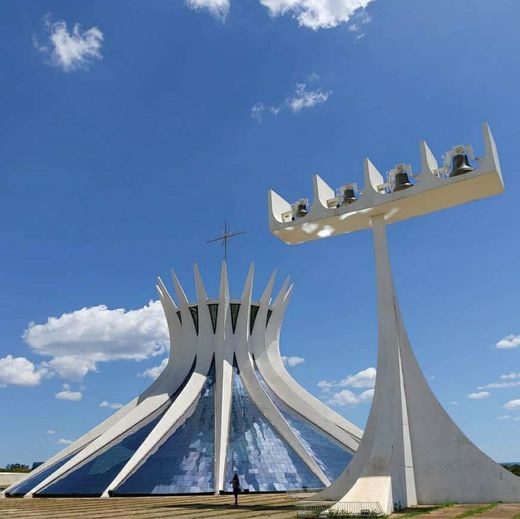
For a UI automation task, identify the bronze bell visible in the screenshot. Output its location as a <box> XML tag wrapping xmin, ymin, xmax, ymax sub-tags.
<box><xmin>450</xmin><ymin>153</ymin><xmax>474</xmax><ymax>177</ymax></box>
<box><xmin>342</xmin><ymin>187</ymin><xmax>357</xmax><ymax>204</ymax></box>
<box><xmin>295</xmin><ymin>202</ymin><xmax>308</xmax><ymax>217</ymax></box>
<box><xmin>393</xmin><ymin>172</ymin><xmax>413</xmax><ymax>191</ymax></box>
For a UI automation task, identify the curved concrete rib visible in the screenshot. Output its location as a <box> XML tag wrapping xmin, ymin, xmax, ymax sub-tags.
<box><xmin>233</xmin><ymin>266</ymin><xmax>330</xmax><ymax>487</ymax></box>
<box><xmin>25</xmin><ymin>272</ymin><xmax>199</xmax><ymax>498</ymax></box>
<box><xmin>236</xmin><ymin>345</ymin><xmax>330</xmax><ymax>487</ymax></box>
<box><xmin>9</xmin><ymin>280</ymin><xmax>182</xmax><ymax>497</ymax></box>
<box><xmin>214</xmin><ymin>352</ymin><xmax>233</xmax><ymax>494</ymax></box>
<box><xmin>19</xmin><ymin>262</ymin><xmax>365</xmax><ymax>498</ymax></box>
<box><xmin>25</xmin><ymin>392</ymin><xmax>174</xmax><ymax>498</ymax></box>
<box><xmin>15</xmin><ymin>281</ymin><xmax>188</xmax><ymax>497</ymax></box>
<box><xmin>254</xmin><ymin>280</ymin><xmax>362</xmax><ymax>451</ymax></box>
<box><xmin>105</xmin><ymin>265</ymin><xmax>219</xmax><ymax>496</ymax></box>
<box><xmin>214</xmin><ymin>262</ymin><xmax>233</xmax><ymax>494</ymax></box>
<box><xmin>4</xmin><ymin>396</ymin><xmax>138</xmax><ymax>496</ymax></box>
<box><xmin>103</xmin><ymin>354</ymin><xmax>213</xmax><ymax>496</ymax></box>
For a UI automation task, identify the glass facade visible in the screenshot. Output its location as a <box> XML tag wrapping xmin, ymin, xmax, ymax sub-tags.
<box><xmin>115</xmin><ymin>365</ymin><xmax>215</xmax><ymax>495</ymax></box>
<box><xmin>7</xmin><ymin>452</ymin><xmax>78</xmax><ymax>496</ymax></box>
<box><xmin>224</xmin><ymin>363</ymin><xmax>322</xmax><ymax>492</ymax></box>
<box><xmin>230</xmin><ymin>303</ymin><xmax>240</xmax><ymax>332</ymax></box>
<box><xmin>174</xmin><ymin>303</ymin><xmax>270</xmax><ymax>334</ymax></box>
<box><xmin>249</xmin><ymin>305</ymin><xmax>260</xmax><ymax>334</ymax></box>
<box><xmin>208</xmin><ymin>303</ymin><xmax>219</xmax><ymax>332</ymax></box>
<box><xmin>189</xmin><ymin>306</ymin><xmax>199</xmax><ymax>334</ymax></box>
<box><xmin>37</xmin><ymin>412</ymin><xmax>166</xmax><ymax>496</ymax></box>
<box><xmin>257</xmin><ymin>370</ymin><xmax>352</xmax><ymax>482</ymax></box>
<box><xmin>9</xmin><ymin>333</ymin><xmax>353</xmax><ymax>497</ymax></box>
<box><xmin>266</xmin><ymin>309</ymin><xmax>273</xmax><ymax>326</ymax></box>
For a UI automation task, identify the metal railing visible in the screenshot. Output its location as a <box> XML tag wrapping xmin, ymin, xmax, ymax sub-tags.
<box><xmin>295</xmin><ymin>500</ymin><xmax>385</xmax><ymax>517</ymax></box>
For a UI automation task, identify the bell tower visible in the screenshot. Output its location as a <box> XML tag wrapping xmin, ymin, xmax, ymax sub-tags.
<box><xmin>268</xmin><ymin>123</ymin><xmax>520</xmax><ymax>515</ymax></box>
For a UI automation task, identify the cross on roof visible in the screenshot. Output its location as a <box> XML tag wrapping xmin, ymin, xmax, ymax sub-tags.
<box><xmin>206</xmin><ymin>221</ymin><xmax>245</xmax><ymax>262</ymax></box>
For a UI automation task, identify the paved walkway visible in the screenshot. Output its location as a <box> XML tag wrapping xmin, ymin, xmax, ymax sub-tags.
<box><xmin>0</xmin><ymin>494</ymin><xmax>294</xmax><ymax>519</ymax></box>
<box><xmin>1</xmin><ymin>494</ymin><xmax>519</xmax><ymax>518</ymax></box>
<box><xmin>390</xmin><ymin>502</ymin><xmax>520</xmax><ymax>518</ymax></box>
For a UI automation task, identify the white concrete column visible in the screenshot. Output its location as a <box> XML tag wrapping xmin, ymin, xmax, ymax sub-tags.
<box><xmin>318</xmin><ymin>215</ymin><xmax>416</xmax><ymax>514</ymax></box>
<box><xmin>214</xmin><ymin>262</ymin><xmax>234</xmax><ymax>494</ymax></box>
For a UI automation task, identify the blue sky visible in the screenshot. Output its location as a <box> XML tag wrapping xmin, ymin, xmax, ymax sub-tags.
<box><xmin>0</xmin><ymin>0</ymin><xmax>519</xmax><ymax>467</ymax></box>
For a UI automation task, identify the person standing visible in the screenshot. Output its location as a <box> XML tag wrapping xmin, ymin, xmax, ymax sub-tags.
<box><xmin>230</xmin><ymin>473</ymin><xmax>241</xmax><ymax>506</ymax></box>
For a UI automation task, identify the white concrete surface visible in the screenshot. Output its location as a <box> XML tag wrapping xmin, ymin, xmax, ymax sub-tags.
<box><xmin>269</xmin><ymin>123</ymin><xmax>503</xmax><ymax>245</ymax></box>
<box><xmin>269</xmin><ymin>123</ymin><xmax>520</xmax><ymax>514</ymax></box>
<box><xmin>7</xmin><ymin>263</ymin><xmax>362</xmax><ymax>498</ymax></box>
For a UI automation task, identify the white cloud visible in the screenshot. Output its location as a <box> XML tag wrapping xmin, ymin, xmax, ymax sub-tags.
<box><xmin>339</xmin><ymin>367</ymin><xmax>376</xmax><ymax>388</ymax></box>
<box><xmin>139</xmin><ymin>358</ymin><xmax>168</xmax><ymax>380</ymax></box>
<box><xmin>186</xmin><ymin>0</ymin><xmax>230</xmax><ymax>20</ymax></box>
<box><xmin>55</xmin><ymin>384</ymin><xmax>82</xmax><ymax>401</ymax></box>
<box><xmin>24</xmin><ymin>300</ymin><xmax>168</xmax><ymax>381</ymax></box>
<box><xmin>287</xmin><ymin>83</ymin><xmax>331</xmax><ymax>113</ymax></box>
<box><xmin>496</xmin><ymin>335</ymin><xmax>520</xmax><ymax>349</ymax></box>
<box><xmin>477</xmin><ymin>372</ymin><xmax>520</xmax><ymax>390</ymax></box>
<box><xmin>497</xmin><ymin>415</ymin><xmax>511</xmax><ymax>420</ymax></box>
<box><xmin>318</xmin><ymin>379</ymin><xmax>334</xmax><ymax>391</ymax></box>
<box><xmin>260</xmin><ymin>0</ymin><xmax>373</xmax><ymax>30</ymax></box>
<box><xmin>56</xmin><ymin>438</ymin><xmax>73</xmax><ymax>445</ymax></box>
<box><xmin>504</xmin><ymin>399</ymin><xmax>520</xmax><ymax>410</ymax></box>
<box><xmin>318</xmin><ymin>367</ymin><xmax>376</xmax><ymax>392</ymax></box>
<box><xmin>252</xmin><ymin>76</ymin><xmax>331</xmax><ymax>122</ymax></box>
<box><xmin>282</xmin><ymin>356</ymin><xmax>305</xmax><ymax>367</ymax></box>
<box><xmin>501</xmin><ymin>373</ymin><xmax>520</xmax><ymax>380</ymax></box>
<box><xmin>251</xmin><ymin>103</ymin><xmax>280</xmax><ymax>122</ymax></box>
<box><xmin>43</xmin><ymin>356</ymin><xmax>98</xmax><ymax>381</ymax></box>
<box><xmin>467</xmin><ymin>391</ymin><xmax>490</xmax><ymax>400</ymax></box>
<box><xmin>321</xmin><ymin>367</ymin><xmax>376</xmax><ymax>406</ymax></box>
<box><xmin>346</xmin><ymin>9</ymin><xmax>371</xmax><ymax>37</ymax></box>
<box><xmin>99</xmin><ymin>400</ymin><xmax>124</xmax><ymax>410</ymax></box>
<box><xmin>328</xmin><ymin>388</ymin><xmax>374</xmax><ymax>407</ymax></box>
<box><xmin>46</xmin><ymin>430</ymin><xmax>56</xmax><ymax>435</ymax></box>
<box><xmin>35</xmin><ymin>17</ymin><xmax>103</xmax><ymax>72</ymax></box>
<box><xmin>0</xmin><ymin>355</ymin><xmax>46</xmax><ymax>387</ymax></box>
<box><xmin>478</xmin><ymin>381</ymin><xmax>520</xmax><ymax>390</ymax></box>
<box><xmin>449</xmin><ymin>401</ymin><xmax>460</xmax><ymax>406</ymax></box>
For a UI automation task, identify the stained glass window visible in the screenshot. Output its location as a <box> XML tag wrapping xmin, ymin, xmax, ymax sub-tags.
<box><xmin>224</xmin><ymin>362</ymin><xmax>322</xmax><ymax>492</ymax></box>
<box><xmin>115</xmin><ymin>364</ymin><xmax>215</xmax><ymax>495</ymax></box>
<box><xmin>36</xmin><ymin>411</ymin><xmax>166</xmax><ymax>496</ymax></box>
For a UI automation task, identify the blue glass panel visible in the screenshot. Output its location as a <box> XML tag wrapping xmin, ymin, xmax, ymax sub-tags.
<box><xmin>37</xmin><ymin>412</ymin><xmax>165</xmax><ymax>496</ymax></box>
<box><xmin>225</xmin><ymin>363</ymin><xmax>322</xmax><ymax>492</ymax></box>
<box><xmin>115</xmin><ymin>365</ymin><xmax>215</xmax><ymax>495</ymax></box>
<box><xmin>7</xmin><ymin>452</ymin><xmax>77</xmax><ymax>496</ymax></box>
<box><xmin>257</xmin><ymin>371</ymin><xmax>352</xmax><ymax>482</ymax></box>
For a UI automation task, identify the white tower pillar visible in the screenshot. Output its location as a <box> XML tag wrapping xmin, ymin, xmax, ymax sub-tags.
<box><xmin>318</xmin><ymin>215</ymin><xmax>417</xmax><ymax>512</ymax></box>
<box><xmin>268</xmin><ymin>124</ymin><xmax>520</xmax><ymax>515</ymax></box>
